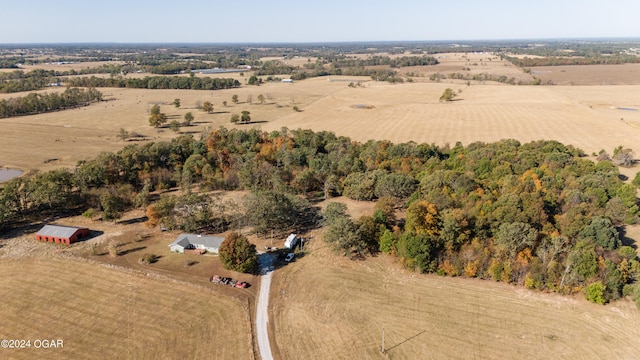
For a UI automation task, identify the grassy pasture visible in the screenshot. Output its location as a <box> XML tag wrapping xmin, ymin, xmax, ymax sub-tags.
<box><xmin>261</xmin><ymin>81</ymin><xmax>640</xmax><ymax>156</ymax></box>
<box><xmin>0</xmin><ymin>256</ymin><xmax>253</xmax><ymax>360</ymax></box>
<box><xmin>271</xmin><ymin>239</ymin><xmax>640</xmax><ymax>360</ymax></box>
<box><xmin>531</xmin><ymin>64</ymin><xmax>640</xmax><ymax>85</ymax></box>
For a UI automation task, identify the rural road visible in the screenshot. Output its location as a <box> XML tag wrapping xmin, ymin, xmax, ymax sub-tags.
<box><xmin>256</xmin><ymin>254</ymin><xmax>275</xmax><ymax>360</ymax></box>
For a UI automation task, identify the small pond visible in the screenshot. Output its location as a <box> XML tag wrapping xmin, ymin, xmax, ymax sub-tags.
<box><xmin>0</xmin><ymin>168</ymin><xmax>23</xmax><ymax>182</ymax></box>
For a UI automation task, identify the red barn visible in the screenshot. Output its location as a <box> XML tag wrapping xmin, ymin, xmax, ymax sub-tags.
<box><xmin>35</xmin><ymin>225</ymin><xmax>90</xmax><ymax>245</ymax></box>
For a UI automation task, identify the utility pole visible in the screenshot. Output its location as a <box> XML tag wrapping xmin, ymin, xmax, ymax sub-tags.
<box><xmin>381</xmin><ymin>325</ymin><xmax>385</xmax><ymax>354</ymax></box>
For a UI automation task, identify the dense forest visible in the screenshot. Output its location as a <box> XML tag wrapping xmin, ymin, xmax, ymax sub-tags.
<box><xmin>1</xmin><ymin>127</ymin><xmax>639</xmax><ymax>305</ymax></box>
<box><xmin>0</xmin><ymin>87</ymin><xmax>103</xmax><ymax>118</ymax></box>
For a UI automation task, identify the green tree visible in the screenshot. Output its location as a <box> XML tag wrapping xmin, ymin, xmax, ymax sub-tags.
<box><xmin>494</xmin><ymin>222</ymin><xmax>538</xmax><ymax>258</ymax></box>
<box><xmin>578</xmin><ymin>216</ymin><xmax>621</xmax><ymax>250</ymax></box>
<box><xmin>201</xmin><ymin>101</ymin><xmax>213</xmax><ymax>113</ymax></box>
<box><xmin>374</xmin><ymin>173</ymin><xmax>416</xmax><ymax>201</ymax></box>
<box><xmin>173</xmin><ymin>98</ymin><xmax>181</xmax><ymax>108</ymax></box>
<box><xmin>100</xmin><ymin>189</ymin><xmax>123</xmax><ymax>222</ymax></box>
<box><xmin>323</xmin><ymin>202</ymin><xmax>349</xmax><ymax>224</ymax></box>
<box><xmin>585</xmin><ymin>281</ymin><xmax>607</xmax><ymax>304</ymax></box>
<box><xmin>379</xmin><ymin>228</ymin><xmax>397</xmax><ymax>254</ymax></box>
<box><xmin>439</xmin><ymin>88</ymin><xmax>456</xmax><ymax>102</ymax></box>
<box><xmin>169</xmin><ymin>120</ymin><xmax>181</xmax><ymax>133</ymax></box>
<box><xmin>230</xmin><ymin>113</ymin><xmax>240</xmax><ymax>123</ymax></box>
<box><xmin>241</xmin><ymin>110</ymin><xmax>251</xmax><ymax>124</ymax></box>
<box><xmin>148</xmin><ymin>104</ymin><xmax>167</xmax><ymax>128</ymax></box>
<box><xmin>232</xmin><ymin>94</ymin><xmax>239</xmax><ymax>104</ymax></box>
<box><xmin>323</xmin><ymin>216</ymin><xmax>362</xmax><ymax>257</ymax></box>
<box><xmin>248</xmin><ymin>75</ymin><xmax>260</xmax><ymax>85</ymax></box>
<box><xmin>632</xmin><ymin>172</ymin><xmax>640</xmax><ymax>187</ymax></box>
<box><xmin>243</xmin><ymin>190</ymin><xmax>309</xmax><ymax>237</ymax></box>
<box><xmin>397</xmin><ymin>232</ymin><xmax>440</xmax><ymax>273</ymax></box>
<box><xmin>219</xmin><ymin>232</ymin><xmax>258</xmax><ymax>273</ymax></box>
<box><xmin>567</xmin><ymin>240</ymin><xmax>599</xmax><ymax>285</ymax></box>
<box><xmin>183</xmin><ymin>112</ymin><xmax>194</xmax><ymax>126</ymax></box>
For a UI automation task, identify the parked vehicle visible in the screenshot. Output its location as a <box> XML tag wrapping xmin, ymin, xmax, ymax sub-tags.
<box><xmin>285</xmin><ymin>253</ymin><xmax>295</xmax><ymax>262</ymax></box>
<box><xmin>211</xmin><ymin>274</ymin><xmax>249</xmax><ymax>289</ymax></box>
<box><xmin>284</xmin><ymin>234</ymin><xmax>298</xmax><ymax>249</ymax></box>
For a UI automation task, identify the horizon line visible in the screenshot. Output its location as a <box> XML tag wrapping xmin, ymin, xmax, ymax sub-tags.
<box><xmin>2</xmin><ymin>36</ymin><xmax>640</xmax><ymax>47</ymax></box>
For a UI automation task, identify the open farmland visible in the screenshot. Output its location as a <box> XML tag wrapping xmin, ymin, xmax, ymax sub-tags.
<box><xmin>271</xmin><ymin>240</ymin><xmax>640</xmax><ymax>360</ymax></box>
<box><xmin>0</xmin><ymin>256</ymin><xmax>253</xmax><ymax>360</ymax></box>
<box><xmin>3</xmin><ymin>53</ymin><xmax>640</xmax><ymax>173</ymax></box>
<box><xmin>531</xmin><ymin>63</ymin><xmax>640</xmax><ymax>85</ymax></box>
<box><xmin>261</xmin><ymin>80</ymin><xmax>640</xmax><ymax>156</ymax></box>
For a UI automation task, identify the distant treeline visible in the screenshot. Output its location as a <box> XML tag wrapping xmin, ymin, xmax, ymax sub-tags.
<box><xmin>0</xmin><ymin>70</ymin><xmax>58</xmax><ymax>93</ymax></box>
<box><xmin>505</xmin><ymin>55</ymin><xmax>640</xmax><ymax>67</ymax></box>
<box><xmin>255</xmin><ymin>56</ymin><xmax>437</xmax><ymax>81</ymax></box>
<box><xmin>321</xmin><ymin>55</ymin><xmax>439</xmax><ymax>68</ymax></box>
<box><xmin>0</xmin><ymin>87</ymin><xmax>102</xmax><ymax>118</ymax></box>
<box><xmin>291</xmin><ymin>67</ymin><xmax>403</xmax><ymax>83</ymax></box>
<box><xmin>66</xmin><ymin>75</ymin><xmax>241</xmax><ymax>90</ymax></box>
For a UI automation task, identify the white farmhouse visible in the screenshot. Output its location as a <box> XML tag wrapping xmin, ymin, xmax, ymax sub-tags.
<box><xmin>169</xmin><ymin>234</ymin><xmax>225</xmax><ymax>254</ymax></box>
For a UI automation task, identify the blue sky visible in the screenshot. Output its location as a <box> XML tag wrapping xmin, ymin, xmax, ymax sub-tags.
<box><xmin>2</xmin><ymin>0</ymin><xmax>640</xmax><ymax>43</ymax></box>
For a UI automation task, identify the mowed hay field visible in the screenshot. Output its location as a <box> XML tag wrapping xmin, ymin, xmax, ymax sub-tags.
<box><xmin>271</xmin><ymin>241</ymin><xmax>640</xmax><ymax>360</ymax></box>
<box><xmin>532</xmin><ymin>64</ymin><xmax>640</xmax><ymax>85</ymax></box>
<box><xmin>0</xmin><ymin>256</ymin><xmax>253</xmax><ymax>360</ymax></box>
<box><xmin>261</xmin><ymin>81</ymin><xmax>640</xmax><ymax>157</ymax></box>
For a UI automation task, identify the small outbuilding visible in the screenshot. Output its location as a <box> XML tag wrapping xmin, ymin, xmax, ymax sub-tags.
<box><xmin>169</xmin><ymin>234</ymin><xmax>225</xmax><ymax>254</ymax></box>
<box><xmin>35</xmin><ymin>225</ymin><xmax>90</xmax><ymax>245</ymax></box>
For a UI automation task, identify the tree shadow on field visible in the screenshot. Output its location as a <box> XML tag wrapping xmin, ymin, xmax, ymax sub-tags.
<box><xmin>239</xmin><ymin>120</ymin><xmax>268</xmax><ymax>125</ymax></box>
<box><xmin>119</xmin><ymin>246</ymin><xmax>147</xmax><ymax>256</ymax></box>
<box><xmin>117</xmin><ymin>217</ymin><xmax>147</xmax><ymax>225</ymax></box>
<box><xmin>180</xmin><ymin>130</ymin><xmax>201</xmax><ymax>135</ymax></box>
<box><xmin>619</xmin><ymin>226</ymin><xmax>638</xmax><ymax>249</ymax></box>
<box><xmin>385</xmin><ymin>330</ymin><xmax>427</xmax><ymax>353</ymax></box>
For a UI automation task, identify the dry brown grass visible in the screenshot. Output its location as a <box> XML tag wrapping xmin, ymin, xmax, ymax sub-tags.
<box><xmin>531</xmin><ymin>64</ymin><xmax>640</xmax><ymax>85</ymax></box>
<box><xmin>271</xmin><ymin>240</ymin><xmax>640</xmax><ymax>359</ymax></box>
<box><xmin>0</xmin><ymin>256</ymin><xmax>253</xmax><ymax>360</ymax></box>
<box><xmin>260</xmin><ymin>81</ymin><xmax>640</xmax><ymax>156</ymax></box>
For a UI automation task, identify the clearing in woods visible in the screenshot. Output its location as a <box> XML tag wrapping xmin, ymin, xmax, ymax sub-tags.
<box><xmin>271</xmin><ymin>239</ymin><xmax>640</xmax><ymax>359</ymax></box>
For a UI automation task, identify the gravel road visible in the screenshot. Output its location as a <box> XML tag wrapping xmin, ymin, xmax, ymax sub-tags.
<box><xmin>256</xmin><ymin>269</ymin><xmax>274</xmax><ymax>360</ymax></box>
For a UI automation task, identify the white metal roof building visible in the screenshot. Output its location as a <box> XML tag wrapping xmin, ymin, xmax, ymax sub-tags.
<box><xmin>169</xmin><ymin>234</ymin><xmax>225</xmax><ymax>254</ymax></box>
